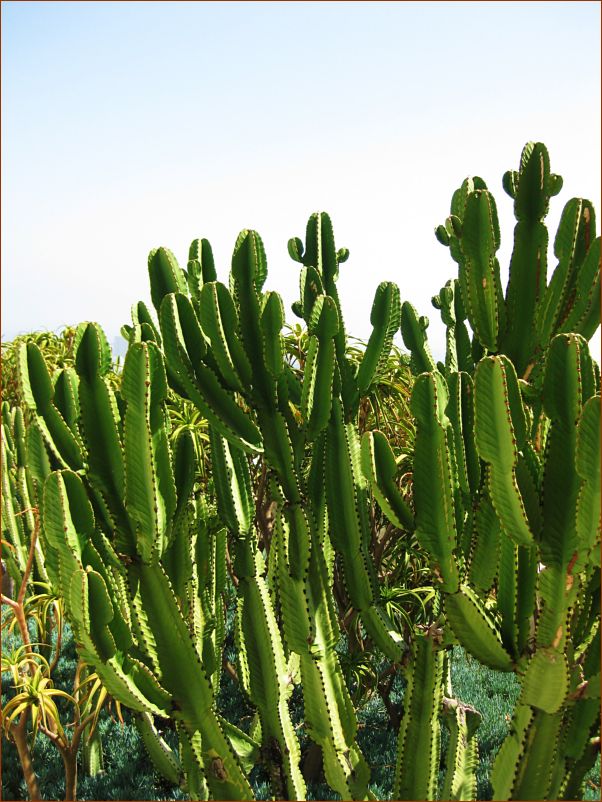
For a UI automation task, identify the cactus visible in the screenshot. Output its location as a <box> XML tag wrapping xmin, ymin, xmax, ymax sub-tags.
<box><xmin>393</xmin><ymin>631</ymin><xmax>445</xmax><ymax>800</ymax></box>
<box><xmin>8</xmin><ymin>142</ymin><xmax>598</xmax><ymax>801</ymax></box>
<box><xmin>15</xmin><ymin>211</ymin><xmax>413</xmax><ymax>799</ymax></box>
<box><xmin>144</xmin><ymin>216</ymin><xmax>409</xmax><ymax>797</ymax></box>
<box><xmin>18</xmin><ymin>332</ymin><xmax>255</xmax><ymax>799</ymax></box>
<box><xmin>382</xmin><ymin>143</ymin><xmax>600</xmax><ymax>800</ymax></box>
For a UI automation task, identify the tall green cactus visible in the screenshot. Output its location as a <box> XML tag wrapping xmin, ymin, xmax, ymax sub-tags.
<box><xmin>16</xmin><ymin>211</ymin><xmax>413</xmax><ymax>799</ymax></box>
<box><xmin>385</xmin><ymin>142</ymin><xmax>600</xmax><ymax>800</ymax></box>
<box><xmin>140</xmin><ymin>216</ymin><xmax>406</xmax><ymax>798</ymax></box>
<box><xmin>19</xmin><ymin>331</ymin><xmax>256</xmax><ymax>799</ymax></box>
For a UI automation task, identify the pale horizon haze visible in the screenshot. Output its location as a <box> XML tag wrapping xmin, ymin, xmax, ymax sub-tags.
<box><xmin>2</xmin><ymin>1</ymin><xmax>601</xmax><ymax>360</ymax></box>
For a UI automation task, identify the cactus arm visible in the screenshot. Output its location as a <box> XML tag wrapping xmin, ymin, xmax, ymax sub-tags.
<box><xmin>519</xmin><ymin>649</ymin><xmax>569</xmax><ymax>714</ymax></box>
<box><xmin>441</xmin><ymin>698</ymin><xmax>481</xmax><ymax>801</ymax></box>
<box><xmin>216</xmin><ymin>715</ymin><xmax>261</xmax><ymax>775</ymax></box>
<box><xmin>257</xmin><ymin>408</ymin><xmax>301</xmax><ymax>503</ymax></box>
<box><xmin>290</xmin><ymin>212</ymin><xmax>358</xmax><ymax>415</ymax></box>
<box><xmin>556</xmin><ymin>695</ymin><xmax>601</xmax><ymax>799</ymax></box>
<box><xmin>237</xmin><ymin>575</ymin><xmax>306</xmax><ymax>799</ymax></box>
<box><xmin>2</xmin><ymin>402</ymin><xmax>14</xmax><ymax>449</ymax></box>
<box><xmin>18</xmin><ymin>342</ymin><xmax>84</xmax><ymax>470</ymax></box>
<box><xmin>535</xmin><ymin>565</ymin><xmax>577</xmax><ymax>652</ymax></box>
<box><xmin>516</xmin><ymin>543</ymin><xmax>538</xmax><ymax>655</ymax></box>
<box><xmin>360</xmin><ymin>430</ymin><xmax>414</xmax><ymax>531</ymax></box>
<box><xmin>273</xmin><ymin>481</ymin><xmax>371</xmax><ymax>799</ymax></box>
<box><xmin>199</xmin><ymin>281</ymin><xmax>253</xmax><ymax>393</ymax></box>
<box><xmin>159</xmin><ymin>292</ymin><xmax>263</xmax><ymax>453</ymax></box>
<box><xmin>273</xmin><ymin>509</ymin><xmax>312</xmax><ymax>652</ymax></box>
<box><xmin>70</xmin><ymin>568</ymin><xmax>117</xmax><ymax>661</ymax></box>
<box><xmin>42</xmin><ymin>470</ymin><xmax>173</xmax><ymax>716</ymax></box>
<box><xmin>298</xmin><ymin>264</ymin><xmax>325</xmax><ymax>321</ymax></box>
<box><xmin>444</xmin><ymin>585</ymin><xmax>513</xmax><ymax>671</ymax></box>
<box><xmin>467</xmin><ymin>486</ymin><xmax>500</xmax><ymax>592</ymax></box>
<box><xmin>121</xmin><ymin>342</ymin><xmax>177</xmax><ymax>563</ymax></box>
<box><xmin>502</xmin><ymin>216</ymin><xmax>548</xmax><ymax>374</ymax></box>
<box><xmin>300</xmin><ymin>334</ymin><xmax>334</xmax><ymax>439</ymax></box>
<box><xmin>186</xmin><ymin>238</ymin><xmax>218</xmax><ymax>319</ymax></box>
<box><xmin>446</xmin><ymin>371</ymin><xmax>480</xmax><ymax>498</ymax></box>
<box><xmin>176</xmin><ymin>725</ymin><xmax>210</xmax><ymax>800</ymax></box>
<box><xmin>393</xmin><ymin>633</ymin><xmax>444</xmax><ymax>800</ymax></box>
<box><xmin>12</xmin><ymin>408</ymin><xmax>28</xmax><ymax>473</ymax></box>
<box><xmin>575</xmin><ymin>395</ymin><xmax>601</xmax><ymax>560</ymax></box>
<box><xmin>148</xmin><ymin>246</ymin><xmax>188</xmax><ymax>313</ymax></box>
<box><xmin>162</xmin><ymin>503</ymin><xmax>194</xmax><ymax>605</ymax></box>
<box><xmin>135</xmin><ymin>712</ymin><xmax>183</xmax><ymax>786</ymax></box>
<box><xmin>14</xmin><ymin>460</ymin><xmax>47</xmax><ymax>581</ymax></box>
<box><xmin>490</xmin><ymin>703</ymin><xmax>533</xmax><ymax>799</ymax></box>
<box><xmin>260</xmin><ymin>291</ymin><xmax>286</xmax><ymax>379</ymax></box>
<box><xmin>230</xmin><ymin>230</ymin><xmax>272</xmax><ymax>398</ymax></box>
<box><xmin>52</xmin><ymin>367</ymin><xmax>80</xmax><ymax>434</ymax></box>
<box><xmin>501</xmin><ymin>143</ymin><xmax>558</xmax><ymax>373</ymax></box>
<box><xmin>536</xmin><ymin>199</ymin><xmax>596</xmax><ymax>349</ymax></box>
<box><xmin>540</xmin><ymin>335</ymin><xmax>596</xmax><ymax>569</ymax></box>
<box><xmin>400</xmin><ymin>301</ymin><xmax>437</xmax><ymax>375</ymax></box>
<box><xmin>557</xmin><ymin>236</ymin><xmax>601</xmax><ymax>340</ymax></box>
<box><xmin>131</xmin><ymin>300</ymin><xmax>162</xmax><ymax>345</ymax></box>
<box><xmin>326</xmin><ymin>399</ymin><xmax>403</xmax><ymax>661</ymax></box>
<box><xmin>491</xmin><ymin>706</ymin><xmax>563</xmax><ymax>801</ymax></box>
<box><xmin>410</xmin><ymin>372</ymin><xmax>460</xmax><ymax>592</ymax></box>
<box><xmin>356</xmin><ymin>282</ymin><xmax>401</xmax><ymax>394</ymax></box>
<box><xmin>497</xmin><ymin>533</ymin><xmax>520</xmax><ymax>660</ymax></box>
<box><xmin>171</xmin><ymin>429</ymin><xmax>197</xmax><ymax>536</ymax></box>
<box><xmin>208</xmin><ymin>429</ymin><xmax>253</xmax><ymax>536</ymax></box>
<box><xmin>210</xmin><ymin>430</ymin><xmax>305</xmax><ymax>798</ymax></box>
<box><xmin>432</xmin><ymin>279</ymin><xmax>473</xmax><ymax>375</ymax></box>
<box><xmin>303</xmin><ymin>211</ymin><xmax>339</xmax><ymax>285</ymax></box>
<box><xmin>301</xmin><ymin>542</ymin><xmax>370</xmax><ymax>800</ymax></box>
<box><xmin>42</xmin><ymin>470</ymin><xmax>92</xmax><ymax>583</ymax></box>
<box><xmin>130</xmin><ymin>562</ymin><xmax>253</xmax><ymax>799</ymax></box>
<box><xmin>1</xmin><ymin>440</ymin><xmax>29</xmax><ymax>579</ymax></box>
<box><xmin>189</xmin><ymin>237</ymin><xmax>218</xmax><ymax>278</ymax></box>
<box><xmin>458</xmin><ymin>189</ymin><xmax>505</xmax><ymax>352</ymax></box>
<box><xmin>474</xmin><ymin>355</ymin><xmax>534</xmax><ymax>547</ymax></box>
<box><xmin>74</xmin><ymin>323</ymin><xmax>133</xmax><ymax>550</ymax></box>
<box><xmin>300</xmin><ymin>295</ymin><xmax>338</xmax><ymax>440</ymax></box>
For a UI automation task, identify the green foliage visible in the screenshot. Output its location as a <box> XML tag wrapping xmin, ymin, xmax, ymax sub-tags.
<box><xmin>392</xmin><ymin>142</ymin><xmax>600</xmax><ymax>801</ymax></box>
<box><xmin>2</xmin><ymin>141</ymin><xmax>599</xmax><ymax>801</ymax></box>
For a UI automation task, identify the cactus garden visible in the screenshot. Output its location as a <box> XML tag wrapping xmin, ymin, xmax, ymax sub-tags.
<box><xmin>2</xmin><ymin>142</ymin><xmax>600</xmax><ymax>801</ymax></box>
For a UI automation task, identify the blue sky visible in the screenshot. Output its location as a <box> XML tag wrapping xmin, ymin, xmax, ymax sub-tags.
<box><xmin>2</xmin><ymin>1</ymin><xmax>600</xmax><ymax>359</ymax></box>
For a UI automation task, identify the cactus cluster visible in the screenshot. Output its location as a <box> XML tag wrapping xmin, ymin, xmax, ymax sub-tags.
<box><xmin>388</xmin><ymin>142</ymin><xmax>600</xmax><ymax>799</ymax></box>
<box><xmin>3</xmin><ymin>142</ymin><xmax>599</xmax><ymax>801</ymax></box>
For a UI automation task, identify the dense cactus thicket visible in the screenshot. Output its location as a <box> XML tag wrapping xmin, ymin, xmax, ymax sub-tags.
<box><xmin>2</xmin><ymin>143</ymin><xmax>599</xmax><ymax>801</ymax></box>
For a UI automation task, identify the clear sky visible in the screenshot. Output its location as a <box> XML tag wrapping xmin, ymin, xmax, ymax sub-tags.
<box><xmin>2</xmin><ymin>1</ymin><xmax>601</xmax><ymax>360</ymax></box>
